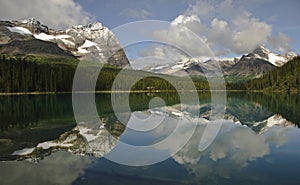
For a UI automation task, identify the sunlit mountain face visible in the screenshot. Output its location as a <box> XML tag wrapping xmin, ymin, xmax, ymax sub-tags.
<box><xmin>0</xmin><ymin>93</ymin><xmax>299</xmax><ymax>185</ymax></box>
<box><xmin>0</xmin><ymin>18</ymin><xmax>129</xmax><ymax>67</ymax></box>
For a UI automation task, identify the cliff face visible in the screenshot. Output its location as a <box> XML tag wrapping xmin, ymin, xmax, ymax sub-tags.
<box><xmin>0</xmin><ymin>18</ymin><xmax>129</xmax><ymax>67</ymax></box>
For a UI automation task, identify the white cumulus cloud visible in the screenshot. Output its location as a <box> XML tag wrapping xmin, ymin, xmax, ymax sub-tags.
<box><xmin>231</xmin><ymin>17</ymin><xmax>272</xmax><ymax>54</ymax></box>
<box><xmin>191</xmin><ymin>0</ymin><xmax>273</xmax><ymax>55</ymax></box>
<box><xmin>0</xmin><ymin>0</ymin><xmax>93</xmax><ymax>29</ymax></box>
<box><xmin>140</xmin><ymin>0</ymin><xmax>291</xmax><ymax>58</ymax></box>
<box><xmin>268</xmin><ymin>32</ymin><xmax>292</xmax><ymax>53</ymax></box>
<box><xmin>185</xmin><ymin>0</ymin><xmax>215</xmax><ymax>17</ymax></box>
<box><xmin>120</xmin><ymin>8</ymin><xmax>153</xmax><ymax>19</ymax></box>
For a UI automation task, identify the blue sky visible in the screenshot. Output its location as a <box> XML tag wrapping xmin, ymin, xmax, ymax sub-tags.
<box><xmin>1</xmin><ymin>0</ymin><xmax>299</xmax><ymax>58</ymax></box>
<box><xmin>73</xmin><ymin>0</ymin><xmax>300</xmax><ymax>56</ymax></box>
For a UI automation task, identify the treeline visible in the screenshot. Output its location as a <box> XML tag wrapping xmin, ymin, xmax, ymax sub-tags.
<box><xmin>246</xmin><ymin>56</ymin><xmax>300</xmax><ymax>92</ymax></box>
<box><xmin>226</xmin><ymin>56</ymin><xmax>300</xmax><ymax>92</ymax></box>
<box><xmin>0</xmin><ymin>55</ymin><xmax>210</xmax><ymax>93</ymax></box>
<box><xmin>0</xmin><ymin>55</ymin><xmax>76</xmax><ymax>92</ymax></box>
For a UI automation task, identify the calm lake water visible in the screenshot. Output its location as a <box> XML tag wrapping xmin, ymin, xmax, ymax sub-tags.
<box><xmin>0</xmin><ymin>92</ymin><xmax>300</xmax><ymax>185</ymax></box>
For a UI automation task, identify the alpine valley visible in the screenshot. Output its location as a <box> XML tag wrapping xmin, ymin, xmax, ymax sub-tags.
<box><xmin>0</xmin><ymin>18</ymin><xmax>299</xmax><ymax>93</ymax></box>
<box><xmin>1</xmin><ymin>14</ymin><xmax>300</xmax><ymax>185</ymax></box>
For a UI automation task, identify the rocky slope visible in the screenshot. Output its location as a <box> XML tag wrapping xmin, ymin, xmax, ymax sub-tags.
<box><xmin>226</xmin><ymin>55</ymin><xmax>276</xmax><ymax>78</ymax></box>
<box><xmin>141</xmin><ymin>46</ymin><xmax>297</xmax><ymax>78</ymax></box>
<box><xmin>0</xmin><ymin>18</ymin><xmax>129</xmax><ymax>67</ymax></box>
<box><xmin>226</xmin><ymin>46</ymin><xmax>297</xmax><ymax>78</ymax></box>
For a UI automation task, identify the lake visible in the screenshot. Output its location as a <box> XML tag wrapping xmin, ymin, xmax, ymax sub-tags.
<box><xmin>0</xmin><ymin>92</ymin><xmax>299</xmax><ymax>185</ymax></box>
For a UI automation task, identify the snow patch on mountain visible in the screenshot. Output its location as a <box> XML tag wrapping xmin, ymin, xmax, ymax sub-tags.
<box><xmin>268</xmin><ymin>53</ymin><xmax>285</xmax><ymax>66</ymax></box>
<box><xmin>80</xmin><ymin>40</ymin><xmax>97</xmax><ymax>48</ymax></box>
<box><xmin>6</xmin><ymin>26</ymin><xmax>32</xmax><ymax>35</ymax></box>
<box><xmin>33</xmin><ymin>32</ymin><xmax>70</xmax><ymax>41</ymax></box>
<box><xmin>76</xmin><ymin>40</ymin><xmax>98</xmax><ymax>54</ymax></box>
<box><xmin>77</xmin><ymin>47</ymin><xmax>89</xmax><ymax>54</ymax></box>
<box><xmin>34</xmin><ymin>32</ymin><xmax>55</xmax><ymax>41</ymax></box>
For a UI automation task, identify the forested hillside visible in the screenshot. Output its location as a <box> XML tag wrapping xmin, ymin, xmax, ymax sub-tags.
<box><xmin>246</xmin><ymin>56</ymin><xmax>300</xmax><ymax>92</ymax></box>
<box><xmin>0</xmin><ymin>55</ymin><xmax>77</xmax><ymax>92</ymax></box>
<box><xmin>0</xmin><ymin>55</ymin><xmax>210</xmax><ymax>93</ymax></box>
<box><xmin>2</xmin><ymin>54</ymin><xmax>299</xmax><ymax>93</ymax></box>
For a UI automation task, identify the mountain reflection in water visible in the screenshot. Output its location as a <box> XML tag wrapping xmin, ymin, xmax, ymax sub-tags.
<box><xmin>0</xmin><ymin>93</ymin><xmax>299</xmax><ymax>185</ymax></box>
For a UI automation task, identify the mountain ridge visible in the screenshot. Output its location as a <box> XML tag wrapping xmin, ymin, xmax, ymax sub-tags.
<box><xmin>0</xmin><ymin>18</ymin><xmax>129</xmax><ymax>67</ymax></box>
<box><xmin>0</xmin><ymin>18</ymin><xmax>298</xmax><ymax>82</ymax></box>
<box><xmin>141</xmin><ymin>45</ymin><xmax>297</xmax><ymax>79</ymax></box>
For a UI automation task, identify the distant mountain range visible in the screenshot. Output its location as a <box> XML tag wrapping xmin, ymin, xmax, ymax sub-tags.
<box><xmin>0</xmin><ymin>18</ymin><xmax>298</xmax><ymax>81</ymax></box>
<box><xmin>142</xmin><ymin>45</ymin><xmax>297</xmax><ymax>79</ymax></box>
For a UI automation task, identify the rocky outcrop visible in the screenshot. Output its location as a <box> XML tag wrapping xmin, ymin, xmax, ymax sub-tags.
<box><xmin>0</xmin><ymin>18</ymin><xmax>129</xmax><ymax>67</ymax></box>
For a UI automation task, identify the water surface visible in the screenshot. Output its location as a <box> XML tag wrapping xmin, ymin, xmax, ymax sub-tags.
<box><xmin>0</xmin><ymin>93</ymin><xmax>299</xmax><ymax>185</ymax></box>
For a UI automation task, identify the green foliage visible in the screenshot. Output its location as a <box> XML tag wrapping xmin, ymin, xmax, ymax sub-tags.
<box><xmin>233</xmin><ymin>92</ymin><xmax>300</xmax><ymax>127</ymax></box>
<box><xmin>225</xmin><ymin>74</ymin><xmax>256</xmax><ymax>83</ymax></box>
<box><xmin>0</xmin><ymin>54</ymin><xmax>77</xmax><ymax>92</ymax></box>
<box><xmin>0</xmin><ymin>54</ymin><xmax>210</xmax><ymax>92</ymax></box>
<box><xmin>245</xmin><ymin>57</ymin><xmax>300</xmax><ymax>92</ymax></box>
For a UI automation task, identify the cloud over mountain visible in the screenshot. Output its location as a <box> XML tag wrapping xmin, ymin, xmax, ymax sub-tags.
<box><xmin>173</xmin><ymin>0</ymin><xmax>274</xmax><ymax>55</ymax></box>
<box><xmin>139</xmin><ymin>0</ymin><xmax>292</xmax><ymax>59</ymax></box>
<box><xmin>0</xmin><ymin>0</ymin><xmax>93</xmax><ymax>29</ymax></box>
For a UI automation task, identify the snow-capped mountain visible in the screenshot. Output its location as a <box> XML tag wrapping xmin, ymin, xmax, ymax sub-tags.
<box><xmin>141</xmin><ymin>58</ymin><xmax>207</xmax><ymax>76</ymax></box>
<box><xmin>0</xmin><ymin>18</ymin><xmax>129</xmax><ymax>67</ymax></box>
<box><xmin>139</xmin><ymin>57</ymin><xmax>239</xmax><ymax>77</ymax></box>
<box><xmin>248</xmin><ymin>45</ymin><xmax>297</xmax><ymax>67</ymax></box>
<box><xmin>225</xmin><ymin>46</ymin><xmax>297</xmax><ymax>78</ymax></box>
<box><xmin>138</xmin><ymin>45</ymin><xmax>297</xmax><ymax>78</ymax></box>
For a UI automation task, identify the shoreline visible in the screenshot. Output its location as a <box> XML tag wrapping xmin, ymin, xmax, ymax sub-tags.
<box><xmin>0</xmin><ymin>90</ymin><xmax>227</xmax><ymax>96</ymax></box>
<box><xmin>1</xmin><ymin>89</ymin><xmax>298</xmax><ymax>96</ymax></box>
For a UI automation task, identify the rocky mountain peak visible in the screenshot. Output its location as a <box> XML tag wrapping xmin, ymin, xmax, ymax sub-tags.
<box><xmin>89</xmin><ymin>22</ymin><xmax>105</xmax><ymax>30</ymax></box>
<box><xmin>0</xmin><ymin>18</ymin><xmax>129</xmax><ymax>67</ymax></box>
<box><xmin>254</xmin><ymin>45</ymin><xmax>270</xmax><ymax>53</ymax></box>
<box><xmin>71</xmin><ymin>22</ymin><xmax>105</xmax><ymax>31</ymax></box>
<box><xmin>243</xmin><ymin>45</ymin><xmax>297</xmax><ymax>67</ymax></box>
<box><xmin>249</xmin><ymin>45</ymin><xmax>270</xmax><ymax>59</ymax></box>
<box><xmin>22</xmin><ymin>18</ymin><xmax>40</xmax><ymax>26</ymax></box>
<box><xmin>286</xmin><ymin>51</ymin><xmax>297</xmax><ymax>59</ymax></box>
<box><xmin>11</xmin><ymin>18</ymin><xmax>49</xmax><ymax>34</ymax></box>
